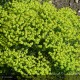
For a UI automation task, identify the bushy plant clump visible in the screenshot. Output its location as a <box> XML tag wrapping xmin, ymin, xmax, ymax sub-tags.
<box><xmin>0</xmin><ymin>0</ymin><xmax>80</xmax><ymax>79</ymax></box>
<box><xmin>0</xmin><ymin>0</ymin><xmax>52</xmax><ymax>5</ymax></box>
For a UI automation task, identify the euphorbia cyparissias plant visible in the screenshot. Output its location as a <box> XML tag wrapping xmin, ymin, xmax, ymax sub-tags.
<box><xmin>0</xmin><ymin>0</ymin><xmax>80</xmax><ymax>79</ymax></box>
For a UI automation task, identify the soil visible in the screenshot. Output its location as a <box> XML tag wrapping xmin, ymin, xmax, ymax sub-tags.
<box><xmin>52</xmin><ymin>0</ymin><xmax>80</xmax><ymax>15</ymax></box>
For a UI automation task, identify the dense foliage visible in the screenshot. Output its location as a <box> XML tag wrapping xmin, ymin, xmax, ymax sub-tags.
<box><xmin>0</xmin><ymin>0</ymin><xmax>52</xmax><ymax>5</ymax></box>
<box><xmin>0</xmin><ymin>0</ymin><xmax>80</xmax><ymax>79</ymax></box>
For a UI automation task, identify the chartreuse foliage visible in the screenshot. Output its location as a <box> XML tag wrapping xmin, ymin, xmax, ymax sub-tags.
<box><xmin>0</xmin><ymin>0</ymin><xmax>52</xmax><ymax>5</ymax></box>
<box><xmin>0</xmin><ymin>0</ymin><xmax>80</xmax><ymax>79</ymax></box>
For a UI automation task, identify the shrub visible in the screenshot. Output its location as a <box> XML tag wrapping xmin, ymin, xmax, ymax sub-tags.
<box><xmin>0</xmin><ymin>0</ymin><xmax>80</xmax><ymax>79</ymax></box>
<box><xmin>0</xmin><ymin>0</ymin><xmax>52</xmax><ymax>5</ymax></box>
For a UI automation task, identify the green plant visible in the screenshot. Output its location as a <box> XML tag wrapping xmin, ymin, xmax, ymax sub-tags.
<box><xmin>0</xmin><ymin>0</ymin><xmax>80</xmax><ymax>79</ymax></box>
<box><xmin>0</xmin><ymin>0</ymin><xmax>52</xmax><ymax>5</ymax></box>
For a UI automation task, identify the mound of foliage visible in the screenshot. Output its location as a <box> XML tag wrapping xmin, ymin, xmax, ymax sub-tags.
<box><xmin>0</xmin><ymin>0</ymin><xmax>80</xmax><ymax>79</ymax></box>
